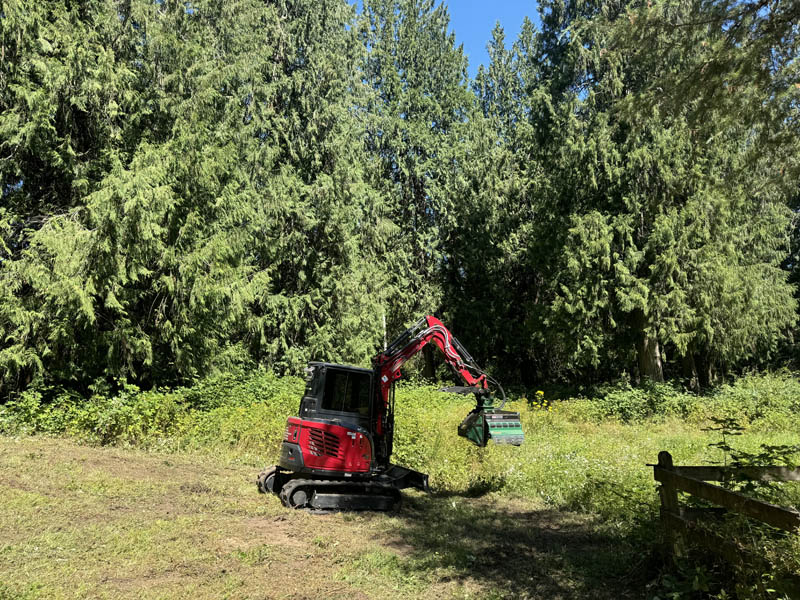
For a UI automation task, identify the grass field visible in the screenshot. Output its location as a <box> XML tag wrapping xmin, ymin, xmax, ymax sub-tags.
<box><xmin>1</xmin><ymin>372</ymin><xmax>799</xmax><ymax>599</ymax></box>
<box><xmin>2</xmin><ymin>436</ymin><xmax>647</xmax><ymax>600</ymax></box>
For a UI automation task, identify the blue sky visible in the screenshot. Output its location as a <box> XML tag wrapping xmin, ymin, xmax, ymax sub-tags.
<box><xmin>445</xmin><ymin>1</ymin><xmax>540</xmax><ymax>77</ymax></box>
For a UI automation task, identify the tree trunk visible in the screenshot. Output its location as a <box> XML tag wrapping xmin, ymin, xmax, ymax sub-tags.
<box><xmin>696</xmin><ymin>354</ymin><xmax>716</xmax><ymax>388</ymax></box>
<box><xmin>422</xmin><ymin>344</ymin><xmax>436</xmax><ymax>380</ymax></box>
<box><xmin>633</xmin><ymin>309</ymin><xmax>664</xmax><ymax>382</ymax></box>
<box><xmin>681</xmin><ymin>353</ymin><xmax>700</xmax><ymax>391</ymax></box>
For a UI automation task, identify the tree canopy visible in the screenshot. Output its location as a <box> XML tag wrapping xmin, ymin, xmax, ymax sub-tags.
<box><xmin>1</xmin><ymin>0</ymin><xmax>797</xmax><ymax>394</ymax></box>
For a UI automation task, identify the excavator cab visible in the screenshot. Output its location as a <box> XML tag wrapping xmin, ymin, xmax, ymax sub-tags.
<box><xmin>298</xmin><ymin>363</ymin><xmax>373</xmax><ymax>426</ymax></box>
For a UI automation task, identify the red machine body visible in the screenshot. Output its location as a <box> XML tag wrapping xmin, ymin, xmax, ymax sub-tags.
<box><xmin>283</xmin><ymin>417</ymin><xmax>372</xmax><ymax>473</ymax></box>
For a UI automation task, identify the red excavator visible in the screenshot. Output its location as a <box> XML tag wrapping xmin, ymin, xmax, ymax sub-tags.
<box><xmin>257</xmin><ymin>315</ymin><xmax>524</xmax><ymax>510</ymax></box>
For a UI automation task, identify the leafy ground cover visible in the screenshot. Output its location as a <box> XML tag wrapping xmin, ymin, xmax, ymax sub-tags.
<box><xmin>1</xmin><ymin>371</ymin><xmax>799</xmax><ymax>598</ymax></box>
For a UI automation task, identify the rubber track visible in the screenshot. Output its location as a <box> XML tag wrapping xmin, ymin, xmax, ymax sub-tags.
<box><xmin>278</xmin><ymin>477</ymin><xmax>401</xmax><ymax>510</ymax></box>
<box><xmin>256</xmin><ymin>466</ymin><xmax>277</xmax><ymax>494</ymax></box>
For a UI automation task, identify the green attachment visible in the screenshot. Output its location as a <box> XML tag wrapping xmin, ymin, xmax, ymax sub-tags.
<box><xmin>483</xmin><ymin>409</ymin><xmax>525</xmax><ymax>445</ymax></box>
<box><xmin>458</xmin><ymin>408</ymin><xmax>489</xmax><ymax>446</ymax></box>
<box><xmin>457</xmin><ymin>399</ymin><xmax>524</xmax><ymax>447</ymax></box>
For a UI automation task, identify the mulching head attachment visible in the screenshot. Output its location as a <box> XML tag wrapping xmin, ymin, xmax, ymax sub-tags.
<box><xmin>458</xmin><ymin>406</ymin><xmax>524</xmax><ymax>447</ymax></box>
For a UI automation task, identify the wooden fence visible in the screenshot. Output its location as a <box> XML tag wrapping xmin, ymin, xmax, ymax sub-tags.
<box><xmin>652</xmin><ymin>450</ymin><xmax>800</xmax><ymax>569</ymax></box>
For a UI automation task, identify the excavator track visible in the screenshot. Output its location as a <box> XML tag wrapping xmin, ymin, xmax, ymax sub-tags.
<box><xmin>256</xmin><ymin>466</ymin><xmax>278</xmax><ymax>494</ymax></box>
<box><xmin>257</xmin><ymin>463</ymin><xmax>427</xmax><ymax>511</ymax></box>
<box><xmin>278</xmin><ymin>477</ymin><xmax>401</xmax><ymax>511</ymax></box>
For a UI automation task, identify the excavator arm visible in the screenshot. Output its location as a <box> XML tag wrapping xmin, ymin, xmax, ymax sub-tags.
<box><xmin>372</xmin><ymin>315</ymin><xmax>523</xmax><ymax>448</ymax></box>
<box><xmin>374</xmin><ymin>315</ymin><xmax>488</xmax><ymax>404</ymax></box>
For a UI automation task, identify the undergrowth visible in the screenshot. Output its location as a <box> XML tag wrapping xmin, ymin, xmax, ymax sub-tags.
<box><xmin>568</xmin><ymin>370</ymin><xmax>800</xmax><ymax>427</ymax></box>
<box><xmin>1</xmin><ymin>369</ymin><xmax>799</xmax><ymax>598</ymax></box>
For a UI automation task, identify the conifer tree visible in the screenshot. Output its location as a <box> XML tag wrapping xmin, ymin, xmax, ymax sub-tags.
<box><xmin>527</xmin><ymin>0</ymin><xmax>796</xmax><ymax>383</ymax></box>
<box><xmin>0</xmin><ymin>0</ymin><xmax>390</xmax><ymax>392</ymax></box>
<box><xmin>442</xmin><ymin>22</ymin><xmax>550</xmax><ymax>381</ymax></box>
<box><xmin>358</xmin><ymin>0</ymin><xmax>473</xmax><ymax>334</ymax></box>
<box><xmin>1</xmin><ymin>0</ymin><xmax>796</xmax><ymax>394</ymax></box>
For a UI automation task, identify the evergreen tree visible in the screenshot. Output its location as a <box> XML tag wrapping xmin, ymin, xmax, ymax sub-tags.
<box><xmin>1</xmin><ymin>0</ymin><xmax>143</xmax><ymax>389</ymax></box>
<box><xmin>442</xmin><ymin>21</ymin><xmax>551</xmax><ymax>381</ymax></box>
<box><xmin>1</xmin><ymin>0</ymin><xmax>796</xmax><ymax>394</ymax></box>
<box><xmin>529</xmin><ymin>0</ymin><xmax>796</xmax><ymax>383</ymax></box>
<box><xmin>358</xmin><ymin>0</ymin><xmax>473</xmax><ymax>334</ymax></box>
<box><xmin>604</xmin><ymin>0</ymin><xmax>800</xmax><ymax>368</ymax></box>
<box><xmin>0</xmin><ymin>0</ymin><xmax>391</xmax><ymax>393</ymax></box>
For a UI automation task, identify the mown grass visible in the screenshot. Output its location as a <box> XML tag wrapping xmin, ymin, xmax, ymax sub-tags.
<box><xmin>0</xmin><ymin>436</ymin><xmax>642</xmax><ymax>600</ymax></box>
<box><xmin>1</xmin><ymin>370</ymin><xmax>799</xmax><ymax>598</ymax></box>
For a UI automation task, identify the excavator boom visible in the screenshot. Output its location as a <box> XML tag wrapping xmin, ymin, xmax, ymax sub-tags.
<box><xmin>373</xmin><ymin>315</ymin><xmax>523</xmax><ymax>448</ymax></box>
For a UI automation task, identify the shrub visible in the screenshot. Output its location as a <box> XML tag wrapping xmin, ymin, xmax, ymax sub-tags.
<box><xmin>0</xmin><ymin>369</ymin><xmax>303</xmax><ymax>452</ymax></box>
<box><xmin>0</xmin><ymin>389</ymin><xmax>45</xmax><ymax>434</ymax></box>
<box><xmin>564</xmin><ymin>380</ymin><xmax>698</xmax><ymax>423</ymax></box>
<box><xmin>701</xmin><ymin>370</ymin><xmax>800</xmax><ymax>428</ymax></box>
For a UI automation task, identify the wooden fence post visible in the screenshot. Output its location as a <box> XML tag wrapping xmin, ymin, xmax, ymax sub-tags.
<box><xmin>652</xmin><ymin>449</ymin><xmax>800</xmax><ymax>594</ymax></box>
<box><xmin>657</xmin><ymin>451</ymin><xmax>684</xmax><ymax>560</ymax></box>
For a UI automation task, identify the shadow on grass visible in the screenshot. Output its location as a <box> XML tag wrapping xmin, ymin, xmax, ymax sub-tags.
<box><xmin>385</xmin><ymin>492</ymin><xmax>658</xmax><ymax>599</ymax></box>
<box><xmin>432</xmin><ymin>475</ymin><xmax>508</xmax><ymax>498</ymax></box>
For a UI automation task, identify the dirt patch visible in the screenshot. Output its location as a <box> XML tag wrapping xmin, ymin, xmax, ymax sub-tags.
<box><xmin>219</xmin><ymin>516</ymin><xmax>308</xmax><ymax>553</ymax></box>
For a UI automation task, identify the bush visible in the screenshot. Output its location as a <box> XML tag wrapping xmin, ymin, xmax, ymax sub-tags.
<box><xmin>700</xmin><ymin>370</ymin><xmax>800</xmax><ymax>428</ymax></box>
<box><xmin>557</xmin><ymin>371</ymin><xmax>800</xmax><ymax>428</ymax></box>
<box><xmin>0</xmin><ymin>369</ymin><xmax>303</xmax><ymax>453</ymax></box>
<box><xmin>563</xmin><ymin>380</ymin><xmax>698</xmax><ymax>423</ymax></box>
<box><xmin>0</xmin><ymin>389</ymin><xmax>47</xmax><ymax>434</ymax></box>
<box><xmin>180</xmin><ymin>369</ymin><xmax>301</xmax><ymax>410</ymax></box>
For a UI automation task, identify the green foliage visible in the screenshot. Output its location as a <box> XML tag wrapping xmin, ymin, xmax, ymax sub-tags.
<box><xmin>357</xmin><ymin>0</ymin><xmax>473</xmax><ymax>332</ymax></box>
<box><xmin>2</xmin><ymin>370</ymin><xmax>799</xmax><ymax>593</ymax></box>
<box><xmin>565</xmin><ymin>379</ymin><xmax>696</xmax><ymax>423</ymax></box>
<box><xmin>0</xmin><ymin>370</ymin><xmax>303</xmax><ymax>455</ymax></box>
<box><xmin>562</xmin><ymin>371</ymin><xmax>800</xmax><ymax>429</ymax></box>
<box><xmin>0</xmin><ymin>0</ymin><xmax>393</xmax><ymax>392</ymax></box>
<box><xmin>700</xmin><ymin>371</ymin><xmax>800</xmax><ymax>429</ymax></box>
<box><xmin>0</xmin><ymin>0</ymin><xmax>798</xmax><ymax>394</ymax></box>
<box><xmin>391</xmin><ymin>383</ymin><xmax>506</xmax><ymax>490</ymax></box>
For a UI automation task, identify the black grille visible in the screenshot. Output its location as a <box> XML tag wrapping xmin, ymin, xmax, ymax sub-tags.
<box><xmin>308</xmin><ymin>429</ymin><xmax>341</xmax><ymax>458</ymax></box>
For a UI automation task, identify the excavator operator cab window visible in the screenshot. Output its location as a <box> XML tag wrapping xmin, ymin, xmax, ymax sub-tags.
<box><xmin>321</xmin><ymin>369</ymin><xmax>371</xmax><ymax>417</ymax></box>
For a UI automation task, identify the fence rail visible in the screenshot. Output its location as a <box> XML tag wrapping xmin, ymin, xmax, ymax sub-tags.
<box><xmin>652</xmin><ymin>451</ymin><xmax>800</xmax><ymax>565</ymax></box>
